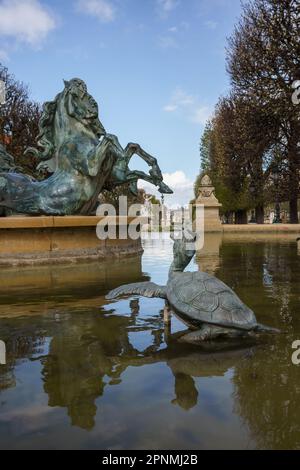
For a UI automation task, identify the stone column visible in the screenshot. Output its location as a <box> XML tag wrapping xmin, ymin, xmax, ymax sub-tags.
<box><xmin>194</xmin><ymin>175</ymin><xmax>222</xmax><ymax>232</ymax></box>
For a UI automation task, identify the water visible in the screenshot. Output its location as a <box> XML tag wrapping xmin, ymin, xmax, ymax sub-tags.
<box><xmin>0</xmin><ymin>233</ymin><xmax>300</xmax><ymax>449</ymax></box>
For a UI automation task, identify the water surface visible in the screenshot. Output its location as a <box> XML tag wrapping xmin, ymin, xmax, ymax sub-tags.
<box><xmin>0</xmin><ymin>233</ymin><xmax>299</xmax><ymax>449</ymax></box>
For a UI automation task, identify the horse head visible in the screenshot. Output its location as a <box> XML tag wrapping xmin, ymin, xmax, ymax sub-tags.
<box><xmin>62</xmin><ymin>78</ymin><xmax>106</xmax><ymax>139</ymax></box>
<box><xmin>25</xmin><ymin>78</ymin><xmax>105</xmax><ymax>164</ymax></box>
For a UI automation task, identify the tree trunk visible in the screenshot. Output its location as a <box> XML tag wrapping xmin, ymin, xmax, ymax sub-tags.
<box><xmin>255</xmin><ymin>205</ymin><xmax>264</xmax><ymax>224</ymax></box>
<box><xmin>224</xmin><ymin>211</ymin><xmax>234</xmax><ymax>224</ymax></box>
<box><xmin>289</xmin><ymin>197</ymin><xmax>299</xmax><ymax>224</ymax></box>
<box><xmin>235</xmin><ymin>209</ymin><xmax>247</xmax><ymax>224</ymax></box>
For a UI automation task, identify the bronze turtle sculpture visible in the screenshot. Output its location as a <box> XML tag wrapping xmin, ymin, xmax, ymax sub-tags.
<box><xmin>106</xmin><ymin>231</ymin><xmax>279</xmax><ymax>343</ymax></box>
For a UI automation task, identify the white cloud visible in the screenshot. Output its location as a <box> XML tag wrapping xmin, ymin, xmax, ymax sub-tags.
<box><xmin>0</xmin><ymin>0</ymin><xmax>56</xmax><ymax>47</ymax></box>
<box><xmin>163</xmin><ymin>87</ymin><xmax>211</xmax><ymax>125</ymax></box>
<box><xmin>172</xmin><ymin>88</ymin><xmax>194</xmax><ymax>106</ymax></box>
<box><xmin>76</xmin><ymin>0</ymin><xmax>115</xmax><ymax>23</ymax></box>
<box><xmin>139</xmin><ymin>170</ymin><xmax>194</xmax><ymax>208</ymax></box>
<box><xmin>191</xmin><ymin>106</ymin><xmax>212</xmax><ymax>125</ymax></box>
<box><xmin>163</xmin><ymin>171</ymin><xmax>194</xmax><ymax>191</ymax></box>
<box><xmin>157</xmin><ymin>0</ymin><xmax>179</xmax><ymax>17</ymax></box>
<box><xmin>163</xmin><ymin>104</ymin><xmax>177</xmax><ymax>112</ymax></box>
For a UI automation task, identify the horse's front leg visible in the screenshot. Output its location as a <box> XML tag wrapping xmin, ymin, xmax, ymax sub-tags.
<box><xmin>124</xmin><ymin>143</ymin><xmax>163</xmax><ymax>181</ymax></box>
<box><xmin>86</xmin><ymin>135</ymin><xmax>123</xmax><ymax>176</ymax></box>
<box><xmin>126</xmin><ymin>170</ymin><xmax>157</xmax><ymax>184</ymax></box>
<box><xmin>124</xmin><ymin>144</ymin><xmax>173</xmax><ymax>193</ymax></box>
<box><xmin>126</xmin><ymin>170</ymin><xmax>173</xmax><ymax>195</ymax></box>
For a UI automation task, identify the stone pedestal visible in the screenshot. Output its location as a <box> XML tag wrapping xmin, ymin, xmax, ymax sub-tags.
<box><xmin>0</xmin><ymin>216</ymin><xmax>145</xmax><ymax>266</ymax></box>
<box><xmin>194</xmin><ymin>175</ymin><xmax>222</xmax><ymax>232</ymax></box>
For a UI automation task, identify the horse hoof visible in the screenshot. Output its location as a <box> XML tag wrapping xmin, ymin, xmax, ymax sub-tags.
<box><xmin>158</xmin><ymin>181</ymin><xmax>173</xmax><ymax>194</ymax></box>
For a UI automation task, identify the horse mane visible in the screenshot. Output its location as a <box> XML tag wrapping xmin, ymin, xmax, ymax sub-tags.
<box><xmin>25</xmin><ymin>93</ymin><xmax>59</xmax><ymax>160</ymax></box>
<box><xmin>25</xmin><ymin>78</ymin><xmax>97</xmax><ymax>161</ymax></box>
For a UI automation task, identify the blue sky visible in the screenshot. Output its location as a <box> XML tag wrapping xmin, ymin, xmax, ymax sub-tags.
<box><xmin>0</xmin><ymin>0</ymin><xmax>242</xmax><ymax>207</ymax></box>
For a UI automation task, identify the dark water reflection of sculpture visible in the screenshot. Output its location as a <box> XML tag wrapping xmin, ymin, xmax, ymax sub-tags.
<box><xmin>0</xmin><ymin>296</ymin><xmax>255</xmax><ymax>431</ymax></box>
<box><xmin>40</xmin><ymin>302</ymin><xmax>210</xmax><ymax>429</ymax></box>
<box><xmin>42</xmin><ymin>308</ymin><xmax>143</xmax><ymax>430</ymax></box>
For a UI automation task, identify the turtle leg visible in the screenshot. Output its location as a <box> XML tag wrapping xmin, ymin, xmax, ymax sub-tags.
<box><xmin>179</xmin><ymin>324</ymin><xmax>246</xmax><ymax>344</ymax></box>
<box><xmin>163</xmin><ymin>303</ymin><xmax>171</xmax><ymax>325</ymax></box>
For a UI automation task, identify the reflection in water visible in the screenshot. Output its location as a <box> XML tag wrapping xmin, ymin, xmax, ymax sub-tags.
<box><xmin>207</xmin><ymin>236</ymin><xmax>300</xmax><ymax>449</ymax></box>
<box><xmin>196</xmin><ymin>232</ymin><xmax>222</xmax><ymax>275</ymax></box>
<box><xmin>233</xmin><ymin>338</ymin><xmax>300</xmax><ymax>450</ymax></box>
<box><xmin>42</xmin><ymin>312</ymin><xmax>135</xmax><ymax>430</ymax></box>
<box><xmin>172</xmin><ymin>373</ymin><xmax>198</xmax><ymax>410</ymax></box>
<box><xmin>41</xmin><ymin>310</ymin><xmax>253</xmax><ymax>429</ymax></box>
<box><xmin>0</xmin><ymin>256</ymin><xmax>147</xmax><ymax>318</ymax></box>
<box><xmin>0</xmin><ymin>296</ymin><xmax>254</xmax><ymax>432</ymax></box>
<box><xmin>0</xmin><ymin>321</ymin><xmax>45</xmax><ymax>394</ymax></box>
<box><xmin>0</xmin><ymin>235</ymin><xmax>300</xmax><ymax>449</ymax></box>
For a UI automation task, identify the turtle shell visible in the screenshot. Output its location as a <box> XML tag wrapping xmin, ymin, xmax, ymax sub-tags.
<box><xmin>166</xmin><ymin>271</ymin><xmax>257</xmax><ymax>330</ymax></box>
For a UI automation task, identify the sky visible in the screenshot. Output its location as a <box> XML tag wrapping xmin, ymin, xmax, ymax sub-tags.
<box><xmin>0</xmin><ymin>0</ymin><xmax>242</xmax><ymax>207</ymax></box>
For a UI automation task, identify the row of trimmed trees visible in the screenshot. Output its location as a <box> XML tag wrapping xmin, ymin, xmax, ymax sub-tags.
<box><xmin>195</xmin><ymin>0</ymin><xmax>300</xmax><ymax>223</ymax></box>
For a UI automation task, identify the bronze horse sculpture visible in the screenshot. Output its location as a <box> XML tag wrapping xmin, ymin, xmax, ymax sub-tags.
<box><xmin>0</xmin><ymin>78</ymin><xmax>172</xmax><ymax>215</ymax></box>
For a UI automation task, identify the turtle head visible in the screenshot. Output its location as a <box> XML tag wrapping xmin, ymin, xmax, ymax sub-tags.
<box><xmin>170</xmin><ymin>229</ymin><xmax>196</xmax><ymax>274</ymax></box>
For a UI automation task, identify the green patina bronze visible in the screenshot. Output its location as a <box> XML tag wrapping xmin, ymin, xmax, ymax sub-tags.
<box><xmin>106</xmin><ymin>230</ymin><xmax>279</xmax><ymax>343</ymax></box>
<box><xmin>0</xmin><ymin>78</ymin><xmax>172</xmax><ymax>215</ymax></box>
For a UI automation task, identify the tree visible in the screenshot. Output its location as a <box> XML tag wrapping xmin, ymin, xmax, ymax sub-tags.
<box><xmin>214</xmin><ymin>96</ymin><xmax>251</xmax><ymax>223</ymax></box>
<box><xmin>227</xmin><ymin>0</ymin><xmax>300</xmax><ymax>222</ymax></box>
<box><xmin>228</xmin><ymin>92</ymin><xmax>279</xmax><ymax>223</ymax></box>
<box><xmin>197</xmin><ymin>98</ymin><xmax>251</xmax><ymax>224</ymax></box>
<box><xmin>199</xmin><ymin>121</ymin><xmax>213</xmax><ymax>173</ymax></box>
<box><xmin>195</xmin><ymin>120</ymin><xmax>218</xmax><ymax>199</ymax></box>
<box><xmin>196</xmin><ymin>89</ymin><xmax>280</xmax><ymax>224</ymax></box>
<box><xmin>0</xmin><ymin>64</ymin><xmax>41</xmax><ymax>176</ymax></box>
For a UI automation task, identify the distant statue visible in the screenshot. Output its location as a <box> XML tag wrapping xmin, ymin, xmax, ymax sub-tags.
<box><xmin>0</xmin><ymin>78</ymin><xmax>172</xmax><ymax>215</ymax></box>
